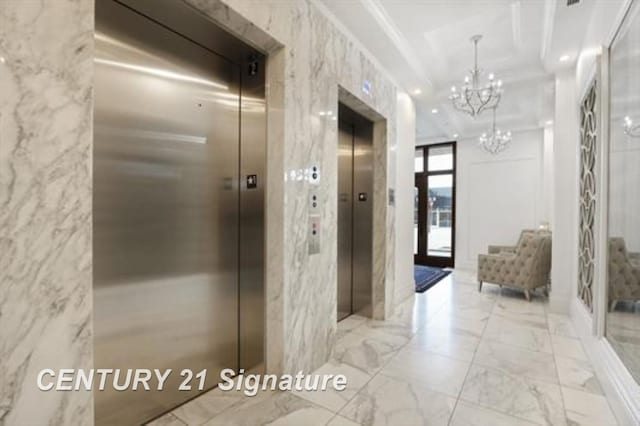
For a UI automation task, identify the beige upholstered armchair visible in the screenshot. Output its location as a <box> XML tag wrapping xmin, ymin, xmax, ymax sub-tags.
<box><xmin>487</xmin><ymin>229</ymin><xmax>536</xmax><ymax>255</ymax></box>
<box><xmin>608</xmin><ymin>237</ymin><xmax>640</xmax><ymax>311</ymax></box>
<box><xmin>477</xmin><ymin>230</ymin><xmax>552</xmax><ymax>301</ymax></box>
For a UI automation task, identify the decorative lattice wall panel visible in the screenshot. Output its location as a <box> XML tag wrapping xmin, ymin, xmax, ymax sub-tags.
<box><xmin>578</xmin><ymin>81</ymin><xmax>597</xmax><ymax>311</ymax></box>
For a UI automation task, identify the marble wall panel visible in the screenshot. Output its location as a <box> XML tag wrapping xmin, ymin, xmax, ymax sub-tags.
<box><xmin>0</xmin><ymin>1</ymin><xmax>94</xmax><ymax>424</ymax></box>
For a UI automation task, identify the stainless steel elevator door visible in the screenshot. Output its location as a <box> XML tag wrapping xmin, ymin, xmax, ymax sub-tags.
<box><xmin>352</xmin><ymin>120</ymin><xmax>374</xmax><ymax>316</ymax></box>
<box><xmin>338</xmin><ymin>123</ymin><xmax>354</xmax><ymax>321</ymax></box>
<box><xmin>337</xmin><ymin>104</ymin><xmax>373</xmax><ymax>321</ymax></box>
<box><xmin>94</xmin><ymin>2</ymin><xmax>241</xmax><ymax>424</ymax></box>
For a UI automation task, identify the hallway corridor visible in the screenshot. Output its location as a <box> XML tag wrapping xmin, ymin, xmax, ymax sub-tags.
<box><xmin>152</xmin><ymin>271</ymin><xmax>617</xmax><ymax>426</ymax></box>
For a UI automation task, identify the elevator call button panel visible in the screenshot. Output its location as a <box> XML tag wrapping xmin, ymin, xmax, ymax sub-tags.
<box><xmin>309</xmin><ymin>214</ymin><xmax>321</xmax><ymax>254</ymax></box>
<box><xmin>308</xmin><ymin>164</ymin><xmax>320</xmax><ymax>254</ymax></box>
<box><xmin>309</xmin><ymin>164</ymin><xmax>320</xmax><ymax>185</ymax></box>
<box><xmin>247</xmin><ymin>174</ymin><xmax>257</xmax><ymax>189</ymax></box>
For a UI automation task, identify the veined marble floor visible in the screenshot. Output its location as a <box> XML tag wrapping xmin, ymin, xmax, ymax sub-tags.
<box><xmin>150</xmin><ymin>270</ymin><xmax>619</xmax><ymax>426</ymax></box>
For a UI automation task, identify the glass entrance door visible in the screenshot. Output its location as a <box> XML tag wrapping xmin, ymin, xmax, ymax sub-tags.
<box><xmin>414</xmin><ymin>143</ymin><xmax>456</xmax><ymax>268</ymax></box>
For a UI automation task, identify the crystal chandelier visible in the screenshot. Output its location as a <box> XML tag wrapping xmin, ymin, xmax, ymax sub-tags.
<box><xmin>450</xmin><ymin>35</ymin><xmax>503</xmax><ymax>117</ymax></box>
<box><xmin>479</xmin><ymin>107</ymin><xmax>511</xmax><ymax>154</ymax></box>
<box><xmin>623</xmin><ymin>116</ymin><xmax>640</xmax><ymax>138</ymax></box>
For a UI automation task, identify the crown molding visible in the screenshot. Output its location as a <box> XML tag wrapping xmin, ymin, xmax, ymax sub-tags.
<box><xmin>359</xmin><ymin>0</ymin><xmax>433</xmax><ymax>91</ymax></box>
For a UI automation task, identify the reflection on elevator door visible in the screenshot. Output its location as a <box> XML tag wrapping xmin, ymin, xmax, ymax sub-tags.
<box><xmin>337</xmin><ymin>103</ymin><xmax>374</xmax><ymax>321</ymax></box>
<box><xmin>93</xmin><ymin>1</ymin><xmax>265</xmax><ymax>425</ymax></box>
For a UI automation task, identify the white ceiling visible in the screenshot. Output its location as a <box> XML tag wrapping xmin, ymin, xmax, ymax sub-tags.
<box><xmin>319</xmin><ymin>0</ymin><xmax>598</xmax><ymax>142</ymax></box>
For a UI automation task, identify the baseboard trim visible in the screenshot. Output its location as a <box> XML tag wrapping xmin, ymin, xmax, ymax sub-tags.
<box><xmin>571</xmin><ymin>298</ymin><xmax>640</xmax><ymax>425</ymax></box>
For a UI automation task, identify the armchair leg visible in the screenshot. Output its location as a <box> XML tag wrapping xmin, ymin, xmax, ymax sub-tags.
<box><xmin>610</xmin><ymin>300</ymin><xmax>618</xmax><ymax>312</ymax></box>
<box><xmin>478</xmin><ymin>281</ymin><xmax>483</xmax><ymax>292</ymax></box>
<box><xmin>524</xmin><ymin>289</ymin><xmax>531</xmax><ymax>302</ymax></box>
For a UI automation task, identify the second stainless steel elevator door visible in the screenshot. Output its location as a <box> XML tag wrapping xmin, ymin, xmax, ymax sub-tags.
<box><xmin>337</xmin><ymin>104</ymin><xmax>373</xmax><ymax>321</ymax></box>
<box><xmin>94</xmin><ymin>1</ymin><xmax>264</xmax><ymax>425</ymax></box>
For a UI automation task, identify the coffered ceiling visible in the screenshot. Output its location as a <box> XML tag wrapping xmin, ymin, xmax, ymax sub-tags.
<box><xmin>318</xmin><ymin>0</ymin><xmax>598</xmax><ymax>142</ymax></box>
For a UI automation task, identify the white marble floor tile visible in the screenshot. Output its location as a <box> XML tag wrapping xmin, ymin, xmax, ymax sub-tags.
<box><xmin>473</xmin><ymin>340</ymin><xmax>558</xmax><ymax>383</ymax></box>
<box><xmin>460</xmin><ymin>365</ymin><xmax>567</xmax><ymax>426</ymax></box>
<box><xmin>422</xmin><ymin>313</ymin><xmax>488</xmax><ymax>339</ymax></box>
<box><xmin>492</xmin><ymin>298</ymin><xmax>547</xmax><ymax>328</ymax></box>
<box><xmin>170</xmin><ymin>387</ymin><xmax>251</xmax><ymax>425</ymax></box>
<box><xmin>449</xmin><ymin>401</ymin><xmax>538</xmax><ymax>426</ymax></box>
<box><xmin>561</xmin><ymin>386</ymin><xmax>618</xmax><ymax>426</ymax></box>
<box><xmin>202</xmin><ymin>392</ymin><xmax>334</xmax><ymax>426</ymax></box>
<box><xmin>407</xmin><ymin>327</ymin><xmax>480</xmax><ymax>362</ymax></box>
<box><xmin>339</xmin><ymin>374</ymin><xmax>456</xmax><ymax>426</ymax></box>
<box><xmin>386</xmin><ymin>297</ymin><xmax>436</xmax><ymax>333</ymax></box>
<box><xmin>293</xmin><ymin>359</ymin><xmax>372</xmax><ymax>412</ymax></box>
<box><xmin>332</xmin><ymin>330</ymin><xmax>405</xmax><ymax>375</ymax></box>
<box><xmin>156</xmin><ymin>270</ymin><xmax>624</xmax><ymax>426</ymax></box>
<box><xmin>337</xmin><ymin>315</ymin><xmax>368</xmax><ymax>339</ymax></box>
<box><xmin>447</xmin><ymin>293</ymin><xmax>497</xmax><ymax>311</ymax></box>
<box><xmin>551</xmin><ymin>335</ymin><xmax>588</xmax><ymax>361</ymax></box>
<box><xmin>352</xmin><ymin>318</ymin><xmax>415</xmax><ymax>341</ymax></box>
<box><xmin>438</xmin><ymin>304</ymin><xmax>493</xmax><ymax>323</ymax></box>
<box><xmin>327</xmin><ymin>415</ymin><xmax>361</xmax><ymax>426</ymax></box>
<box><xmin>483</xmin><ymin>317</ymin><xmax>553</xmax><ymax>354</ymax></box>
<box><xmin>379</xmin><ymin>347</ymin><xmax>470</xmax><ymax>397</ymax></box>
<box><xmin>494</xmin><ymin>293</ymin><xmax>547</xmax><ymax>312</ymax></box>
<box><xmin>146</xmin><ymin>413</ymin><xmax>187</xmax><ymax>426</ymax></box>
<box><xmin>546</xmin><ymin>313</ymin><xmax>578</xmax><ymax>338</ymax></box>
<box><xmin>491</xmin><ymin>310</ymin><xmax>548</xmax><ymax>330</ymax></box>
<box><xmin>554</xmin><ymin>355</ymin><xmax>603</xmax><ymax>395</ymax></box>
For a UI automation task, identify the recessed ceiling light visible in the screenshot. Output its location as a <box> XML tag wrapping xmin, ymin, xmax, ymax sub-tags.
<box><xmin>0</xmin><ymin>56</ymin><xmax>5</xmax><ymax>64</ymax></box>
<box><xmin>559</xmin><ymin>54</ymin><xmax>571</xmax><ymax>62</ymax></box>
<box><xmin>413</xmin><ymin>89</ymin><xmax>422</xmax><ymax>95</ymax></box>
<box><xmin>431</xmin><ymin>108</ymin><xmax>439</xmax><ymax>114</ymax></box>
<box><xmin>453</xmin><ymin>133</ymin><xmax>459</xmax><ymax>138</ymax></box>
<box><xmin>545</xmin><ymin>120</ymin><xmax>553</xmax><ymax>126</ymax></box>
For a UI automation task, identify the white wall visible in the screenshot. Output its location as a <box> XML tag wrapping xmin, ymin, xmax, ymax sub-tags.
<box><xmin>420</xmin><ymin>129</ymin><xmax>545</xmax><ymax>272</ymax></box>
<box><xmin>543</xmin><ymin>125</ymin><xmax>555</xmax><ymax>227</ymax></box>
<box><xmin>550</xmin><ymin>69</ymin><xmax>580</xmax><ymax>314</ymax></box>
<box><xmin>576</xmin><ymin>0</ymin><xmax>627</xmax><ymax>97</ymax></box>
<box><xmin>395</xmin><ymin>93</ymin><xmax>416</xmax><ymax>303</ymax></box>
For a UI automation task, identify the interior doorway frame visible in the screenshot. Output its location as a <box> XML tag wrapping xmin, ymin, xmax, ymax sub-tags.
<box><xmin>414</xmin><ymin>141</ymin><xmax>457</xmax><ymax>268</ymax></box>
<box><xmin>336</xmin><ymin>102</ymin><xmax>374</xmax><ymax>322</ymax></box>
